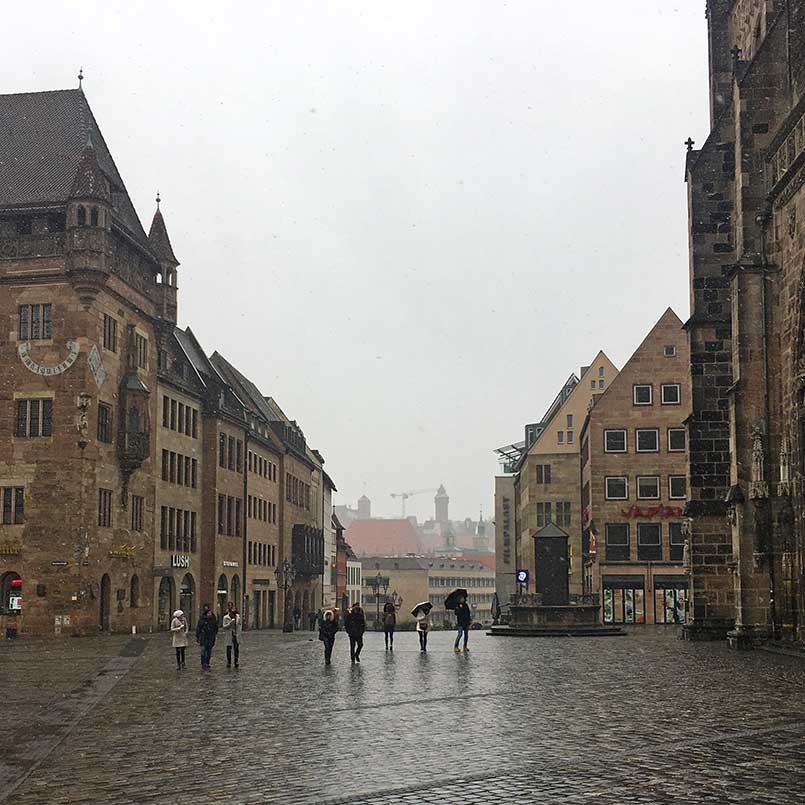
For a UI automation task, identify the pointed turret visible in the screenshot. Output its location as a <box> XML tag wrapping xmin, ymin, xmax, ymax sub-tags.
<box><xmin>69</xmin><ymin>133</ymin><xmax>111</xmax><ymax>204</ymax></box>
<box><xmin>149</xmin><ymin>194</ymin><xmax>180</xmax><ymax>324</ymax></box>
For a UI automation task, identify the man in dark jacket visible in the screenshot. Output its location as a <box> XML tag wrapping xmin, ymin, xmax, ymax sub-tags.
<box><xmin>453</xmin><ymin>596</ymin><xmax>472</xmax><ymax>654</ymax></box>
<box><xmin>196</xmin><ymin>605</ymin><xmax>219</xmax><ymax>670</ymax></box>
<box><xmin>344</xmin><ymin>602</ymin><xmax>366</xmax><ymax>663</ymax></box>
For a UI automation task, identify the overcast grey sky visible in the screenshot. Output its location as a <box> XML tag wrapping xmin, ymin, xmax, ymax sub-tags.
<box><xmin>4</xmin><ymin>1</ymin><xmax>709</xmax><ymax>523</ymax></box>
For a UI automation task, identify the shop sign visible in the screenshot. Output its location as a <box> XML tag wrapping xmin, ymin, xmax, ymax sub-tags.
<box><xmin>223</xmin><ymin>560</ymin><xmax>239</xmax><ymax>568</ymax></box>
<box><xmin>171</xmin><ymin>554</ymin><xmax>190</xmax><ymax>569</ymax></box>
<box><xmin>516</xmin><ymin>569</ymin><xmax>529</xmax><ymax>585</ymax></box>
<box><xmin>51</xmin><ymin>560</ymin><xmax>69</xmax><ymax>567</ymax></box>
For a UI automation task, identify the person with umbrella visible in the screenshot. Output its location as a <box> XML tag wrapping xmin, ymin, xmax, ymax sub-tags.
<box><xmin>444</xmin><ymin>588</ymin><xmax>471</xmax><ymax>654</ymax></box>
<box><xmin>344</xmin><ymin>601</ymin><xmax>366</xmax><ymax>663</ymax></box>
<box><xmin>411</xmin><ymin>601</ymin><xmax>433</xmax><ymax>653</ymax></box>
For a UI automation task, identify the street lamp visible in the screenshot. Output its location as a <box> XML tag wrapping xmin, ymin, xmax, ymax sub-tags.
<box><xmin>368</xmin><ymin>572</ymin><xmax>389</xmax><ymax>629</ymax></box>
<box><xmin>274</xmin><ymin>559</ymin><xmax>296</xmax><ymax>634</ymax></box>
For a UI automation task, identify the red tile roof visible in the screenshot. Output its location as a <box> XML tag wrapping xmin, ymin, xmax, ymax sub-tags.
<box><xmin>344</xmin><ymin>519</ymin><xmax>426</xmax><ymax>557</ymax></box>
<box><xmin>449</xmin><ymin>552</ymin><xmax>496</xmax><ymax>571</ymax></box>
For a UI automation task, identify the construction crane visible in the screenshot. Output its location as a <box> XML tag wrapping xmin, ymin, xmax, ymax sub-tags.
<box><xmin>390</xmin><ymin>488</ymin><xmax>438</xmax><ymax>517</ymax></box>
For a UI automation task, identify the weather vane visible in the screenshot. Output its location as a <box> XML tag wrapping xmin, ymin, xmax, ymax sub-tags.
<box><xmin>78</xmin><ymin>67</ymin><xmax>84</xmax><ymax>90</ymax></box>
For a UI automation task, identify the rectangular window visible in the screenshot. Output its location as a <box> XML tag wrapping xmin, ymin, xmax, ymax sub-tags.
<box><xmin>16</xmin><ymin>399</ymin><xmax>53</xmax><ymax>437</ymax></box>
<box><xmin>669</xmin><ymin>522</ymin><xmax>684</xmax><ymax>561</ymax></box>
<box><xmin>219</xmin><ymin>433</ymin><xmax>226</xmax><ymax>468</ymax></box>
<box><xmin>135</xmin><ymin>333</ymin><xmax>148</xmax><ymax>370</ymax></box>
<box><xmin>235</xmin><ymin>498</ymin><xmax>242</xmax><ymax>536</ymax></box>
<box><xmin>191</xmin><ymin>458</ymin><xmax>198</xmax><ymax>489</ymax></box>
<box><xmin>604</xmin><ymin>430</ymin><xmax>627</xmax><ymax>453</ymax></box>
<box><xmin>161</xmin><ymin>449</ymin><xmax>169</xmax><ymax>482</ymax></box>
<box><xmin>169</xmin><ymin>451</ymin><xmax>176</xmax><ymax>484</ymax></box>
<box><xmin>605</xmin><ymin>523</ymin><xmax>629</xmax><ymax>561</ymax></box>
<box><xmin>633</xmin><ymin>384</ymin><xmax>652</xmax><ymax>405</ymax></box>
<box><xmin>669</xmin><ymin>476</ymin><xmax>687</xmax><ymax>499</ymax></box>
<box><xmin>178</xmin><ymin>403</ymin><xmax>185</xmax><ymax>435</ymax></box>
<box><xmin>637</xmin><ymin>476</ymin><xmax>660</xmax><ymax>499</ymax></box>
<box><xmin>162</xmin><ymin>396</ymin><xmax>169</xmax><ymax>428</ymax></box>
<box><xmin>160</xmin><ymin>506</ymin><xmax>167</xmax><ymax>549</ymax></box>
<box><xmin>599</xmin><ymin>366</ymin><xmax>604</xmax><ymax>377</ymax></box>
<box><xmin>190</xmin><ymin>512</ymin><xmax>197</xmax><ymax>552</ymax></box>
<box><xmin>566</xmin><ymin>414</ymin><xmax>573</xmax><ymax>428</ymax></box>
<box><xmin>228</xmin><ymin>437</ymin><xmax>235</xmax><ymax>470</ymax></box>
<box><xmin>236</xmin><ymin>440</ymin><xmax>243</xmax><ymax>473</ymax></box>
<box><xmin>557</xmin><ymin>431</ymin><xmax>564</xmax><ymax>444</ymax></box>
<box><xmin>103</xmin><ymin>314</ymin><xmax>117</xmax><ymax>352</ymax></box>
<box><xmin>248</xmin><ymin>541</ymin><xmax>253</xmax><ymax>564</ymax></box>
<box><xmin>131</xmin><ymin>495</ymin><xmax>144</xmax><ymax>532</ymax></box>
<box><xmin>668</xmin><ymin>428</ymin><xmax>686</xmax><ymax>452</ymax></box>
<box><xmin>191</xmin><ymin>409</ymin><xmax>198</xmax><ymax>439</ymax></box>
<box><xmin>185</xmin><ymin>409</ymin><xmax>192</xmax><ymax>437</ymax></box>
<box><xmin>168</xmin><ymin>507</ymin><xmax>175</xmax><ymax>550</ymax></box>
<box><xmin>18</xmin><ymin>303</ymin><xmax>52</xmax><ymax>341</ymax></box>
<box><xmin>184</xmin><ymin>456</ymin><xmax>191</xmax><ymax>487</ymax></box>
<box><xmin>97</xmin><ymin>403</ymin><xmax>112</xmax><ymax>443</ymax></box>
<box><xmin>535</xmin><ymin>465</ymin><xmax>543</xmax><ymax>484</ymax></box>
<box><xmin>598</xmin><ymin>379</ymin><xmax>604</xmax><ymax>389</ymax></box>
<box><xmin>227</xmin><ymin>496</ymin><xmax>233</xmax><ymax>535</ymax></box>
<box><xmin>664</xmin><ymin>345</ymin><xmax>677</xmax><ymax>357</ymax></box>
<box><xmin>248</xmin><ymin>495</ymin><xmax>253</xmax><ymax>519</ymax></box>
<box><xmin>98</xmin><ymin>488</ymin><xmax>112</xmax><ymax>528</ymax></box>
<box><xmin>567</xmin><ymin>430</ymin><xmax>574</xmax><ymax>444</ymax></box>
<box><xmin>636</xmin><ymin>429</ymin><xmax>659</xmax><ymax>453</ymax></box>
<box><xmin>637</xmin><ymin>523</ymin><xmax>662</xmax><ymax>561</ymax></box>
<box><xmin>605</xmin><ymin>477</ymin><xmax>628</xmax><ymax>500</ymax></box>
<box><xmin>556</xmin><ymin>501</ymin><xmax>571</xmax><ymax>528</ymax></box>
<box><xmin>170</xmin><ymin>399</ymin><xmax>177</xmax><ymax>431</ymax></box>
<box><xmin>1</xmin><ymin>487</ymin><xmax>25</xmax><ymax>525</ymax></box>
<box><xmin>661</xmin><ymin>384</ymin><xmax>681</xmax><ymax>405</ymax></box>
<box><xmin>217</xmin><ymin>495</ymin><xmax>225</xmax><ymax>535</ymax></box>
<box><xmin>590</xmin><ymin>380</ymin><xmax>596</xmax><ymax>389</ymax></box>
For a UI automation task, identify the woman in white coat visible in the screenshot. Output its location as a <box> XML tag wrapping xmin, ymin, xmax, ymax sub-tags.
<box><xmin>171</xmin><ymin>609</ymin><xmax>189</xmax><ymax>670</ymax></box>
<box><xmin>223</xmin><ymin>601</ymin><xmax>242</xmax><ymax>668</ymax></box>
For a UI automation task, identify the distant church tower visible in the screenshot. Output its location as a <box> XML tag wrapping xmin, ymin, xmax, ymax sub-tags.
<box><xmin>474</xmin><ymin>511</ymin><xmax>489</xmax><ymax>552</ymax></box>
<box><xmin>357</xmin><ymin>494</ymin><xmax>371</xmax><ymax>520</ymax></box>
<box><xmin>435</xmin><ymin>485</ymin><xmax>449</xmax><ymax>524</ymax></box>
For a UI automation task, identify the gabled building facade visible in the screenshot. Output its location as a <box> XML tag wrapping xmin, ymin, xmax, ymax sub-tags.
<box><xmin>581</xmin><ymin>309</ymin><xmax>690</xmax><ymax>625</ymax></box>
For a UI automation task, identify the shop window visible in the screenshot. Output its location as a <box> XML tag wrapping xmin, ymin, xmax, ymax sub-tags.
<box><xmin>603</xmin><ymin>580</ymin><xmax>645</xmax><ymax>624</ymax></box>
<box><xmin>637</xmin><ymin>523</ymin><xmax>662</xmax><ymax>560</ymax></box>
<box><xmin>2</xmin><ymin>572</ymin><xmax>22</xmax><ymax>614</ymax></box>
<box><xmin>604</xmin><ymin>430</ymin><xmax>627</xmax><ymax>453</ymax></box>
<box><xmin>654</xmin><ymin>582</ymin><xmax>687</xmax><ymax>624</ymax></box>
<box><xmin>605</xmin><ymin>523</ymin><xmax>629</xmax><ymax>561</ymax></box>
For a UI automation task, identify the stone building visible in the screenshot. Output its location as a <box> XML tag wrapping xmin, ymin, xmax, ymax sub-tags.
<box><xmin>0</xmin><ymin>84</ymin><xmax>334</xmax><ymax>636</ymax></box>
<box><xmin>683</xmin><ymin>1</ymin><xmax>805</xmax><ymax>646</ymax></box>
<box><xmin>0</xmin><ymin>87</ymin><xmax>168</xmax><ymax>636</ymax></box>
<box><xmin>513</xmin><ymin>352</ymin><xmax>617</xmax><ymax>597</ymax></box>
<box><xmin>581</xmin><ymin>309</ymin><xmax>690</xmax><ymax>625</ymax></box>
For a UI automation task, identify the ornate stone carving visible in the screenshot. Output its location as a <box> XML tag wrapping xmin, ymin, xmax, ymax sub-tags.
<box><xmin>76</xmin><ymin>392</ymin><xmax>91</xmax><ymax>450</ymax></box>
<box><xmin>749</xmin><ymin>426</ymin><xmax>769</xmax><ymax>499</ymax></box>
<box><xmin>778</xmin><ymin>437</ymin><xmax>792</xmax><ymax>496</ymax></box>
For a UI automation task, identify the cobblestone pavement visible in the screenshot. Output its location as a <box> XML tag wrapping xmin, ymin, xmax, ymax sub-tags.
<box><xmin>3</xmin><ymin>627</ymin><xmax>805</xmax><ymax>803</ymax></box>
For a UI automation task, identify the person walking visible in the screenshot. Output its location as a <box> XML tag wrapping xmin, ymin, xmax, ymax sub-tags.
<box><xmin>223</xmin><ymin>601</ymin><xmax>241</xmax><ymax>669</ymax></box>
<box><xmin>309</xmin><ymin>610</ymin><xmax>318</xmax><ymax>631</ymax></box>
<box><xmin>382</xmin><ymin>601</ymin><xmax>396</xmax><ymax>650</ymax></box>
<box><xmin>416</xmin><ymin>610</ymin><xmax>431</xmax><ymax>653</ymax></box>
<box><xmin>170</xmin><ymin>609</ymin><xmax>188</xmax><ymax>670</ymax></box>
<box><xmin>344</xmin><ymin>601</ymin><xmax>366</xmax><ymax>663</ymax></box>
<box><xmin>453</xmin><ymin>595</ymin><xmax>472</xmax><ymax>654</ymax></box>
<box><xmin>293</xmin><ymin>606</ymin><xmax>301</xmax><ymax>631</ymax></box>
<box><xmin>318</xmin><ymin>608</ymin><xmax>339</xmax><ymax>665</ymax></box>
<box><xmin>196</xmin><ymin>605</ymin><xmax>219</xmax><ymax>670</ymax></box>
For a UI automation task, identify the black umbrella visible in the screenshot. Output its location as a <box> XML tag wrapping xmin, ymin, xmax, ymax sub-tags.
<box><xmin>444</xmin><ymin>588</ymin><xmax>468</xmax><ymax>611</ymax></box>
<box><xmin>411</xmin><ymin>601</ymin><xmax>433</xmax><ymax>617</ymax></box>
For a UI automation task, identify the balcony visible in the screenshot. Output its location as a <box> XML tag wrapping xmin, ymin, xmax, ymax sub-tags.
<box><xmin>292</xmin><ymin>524</ymin><xmax>324</xmax><ymax>578</ymax></box>
<box><xmin>118</xmin><ymin>431</ymin><xmax>149</xmax><ymax>469</ymax></box>
<box><xmin>0</xmin><ymin>233</ymin><xmax>65</xmax><ymax>260</ymax></box>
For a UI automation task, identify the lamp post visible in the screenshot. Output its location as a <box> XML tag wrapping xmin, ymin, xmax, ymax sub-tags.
<box><xmin>274</xmin><ymin>559</ymin><xmax>296</xmax><ymax>634</ymax></box>
<box><xmin>368</xmin><ymin>572</ymin><xmax>389</xmax><ymax>629</ymax></box>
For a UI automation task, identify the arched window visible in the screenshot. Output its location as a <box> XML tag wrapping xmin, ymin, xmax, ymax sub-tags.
<box><xmin>77</xmin><ymin>206</ymin><xmax>86</xmax><ymax>227</ymax></box>
<box><xmin>1</xmin><ymin>572</ymin><xmax>22</xmax><ymax>613</ymax></box>
<box><xmin>90</xmin><ymin>207</ymin><xmax>99</xmax><ymax>227</ymax></box>
<box><xmin>129</xmin><ymin>574</ymin><xmax>139</xmax><ymax>608</ymax></box>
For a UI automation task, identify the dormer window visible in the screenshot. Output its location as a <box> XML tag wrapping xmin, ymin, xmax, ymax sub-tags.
<box><xmin>90</xmin><ymin>207</ymin><xmax>99</xmax><ymax>227</ymax></box>
<box><xmin>77</xmin><ymin>206</ymin><xmax>86</xmax><ymax>227</ymax></box>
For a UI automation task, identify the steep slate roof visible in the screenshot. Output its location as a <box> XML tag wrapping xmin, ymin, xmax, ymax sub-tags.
<box><xmin>344</xmin><ymin>519</ymin><xmax>427</xmax><ymax>557</ymax></box>
<box><xmin>0</xmin><ymin>88</ymin><xmax>151</xmax><ymax>250</ymax></box>
<box><xmin>210</xmin><ymin>353</ymin><xmax>279</xmax><ymax>423</ymax></box>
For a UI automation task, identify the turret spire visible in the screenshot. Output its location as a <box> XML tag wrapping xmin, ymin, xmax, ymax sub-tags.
<box><xmin>78</xmin><ymin>67</ymin><xmax>84</xmax><ymax>91</ymax></box>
